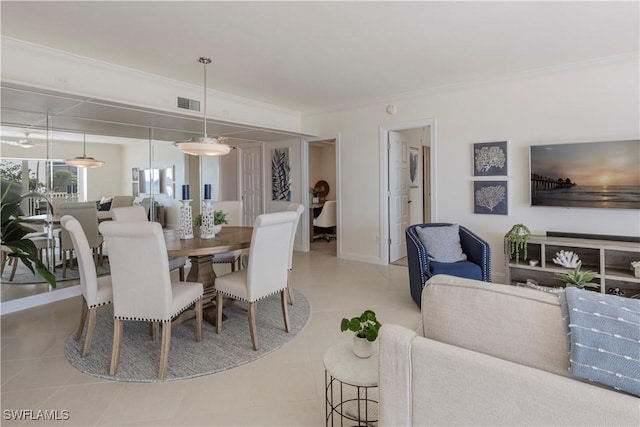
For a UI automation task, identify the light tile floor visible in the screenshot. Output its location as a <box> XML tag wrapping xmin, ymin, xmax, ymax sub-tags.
<box><xmin>1</xmin><ymin>242</ymin><xmax>420</xmax><ymax>426</ymax></box>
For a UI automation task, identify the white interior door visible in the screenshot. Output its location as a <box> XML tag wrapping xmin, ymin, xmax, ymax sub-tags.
<box><xmin>239</xmin><ymin>146</ymin><xmax>262</xmax><ymax>225</ymax></box>
<box><xmin>388</xmin><ymin>131</ymin><xmax>409</xmax><ymax>262</ymax></box>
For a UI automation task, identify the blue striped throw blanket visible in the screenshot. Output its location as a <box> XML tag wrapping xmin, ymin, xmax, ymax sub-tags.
<box><xmin>559</xmin><ymin>287</ymin><xmax>640</xmax><ymax>397</ymax></box>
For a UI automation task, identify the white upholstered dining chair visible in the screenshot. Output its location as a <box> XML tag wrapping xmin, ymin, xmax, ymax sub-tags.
<box><xmin>61</xmin><ymin>215</ymin><xmax>113</xmax><ymax>358</ymax></box>
<box><xmin>110</xmin><ymin>205</ymin><xmax>186</xmax><ymax>280</ymax></box>
<box><xmin>214</xmin><ymin>211</ymin><xmax>298</xmax><ymax>350</ymax></box>
<box><xmin>286</xmin><ymin>203</ymin><xmax>305</xmax><ymax>305</ymax></box>
<box><xmin>98</xmin><ymin>221</ymin><xmax>203</xmax><ymax>379</ymax></box>
<box><xmin>58</xmin><ymin>201</ymin><xmax>104</xmax><ymax>277</ymax></box>
<box><xmin>211</xmin><ymin>200</ymin><xmax>243</xmax><ymax>271</ymax></box>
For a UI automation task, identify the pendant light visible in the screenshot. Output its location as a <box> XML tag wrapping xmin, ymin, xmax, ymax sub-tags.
<box><xmin>176</xmin><ymin>57</ymin><xmax>233</xmax><ymax>156</ymax></box>
<box><xmin>65</xmin><ymin>134</ymin><xmax>105</xmax><ymax>168</ymax></box>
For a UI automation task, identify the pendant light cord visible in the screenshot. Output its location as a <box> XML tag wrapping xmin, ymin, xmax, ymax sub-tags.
<box><xmin>199</xmin><ymin>57</ymin><xmax>212</xmax><ymax>138</ymax></box>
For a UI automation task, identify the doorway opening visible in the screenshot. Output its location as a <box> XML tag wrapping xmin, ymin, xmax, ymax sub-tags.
<box><xmin>380</xmin><ymin>119</ymin><xmax>436</xmax><ymax>265</ymax></box>
<box><xmin>308</xmin><ymin>139</ymin><xmax>337</xmax><ymax>257</ymax></box>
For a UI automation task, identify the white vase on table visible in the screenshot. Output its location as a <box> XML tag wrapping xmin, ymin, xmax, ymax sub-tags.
<box><xmin>179</xmin><ymin>199</ymin><xmax>194</xmax><ymax>240</ymax></box>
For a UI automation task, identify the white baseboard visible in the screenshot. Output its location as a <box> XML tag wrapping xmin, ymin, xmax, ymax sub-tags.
<box><xmin>1</xmin><ymin>285</ymin><xmax>80</xmax><ymax>315</ymax></box>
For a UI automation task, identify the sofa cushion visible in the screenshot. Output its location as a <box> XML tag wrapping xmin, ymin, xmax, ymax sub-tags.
<box><xmin>415</xmin><ymin>224</ymin><xmax>467</xmax><ymax>263</ymax></box>
<box><xmin>430</xmin><ymin>260</ymin><xmax>482</xmax><ymax>280</ymax></box>
<box><xmin>422</xmin><ymin>274</ymin><xmax>570</xmax><ymax>377</ymax></box>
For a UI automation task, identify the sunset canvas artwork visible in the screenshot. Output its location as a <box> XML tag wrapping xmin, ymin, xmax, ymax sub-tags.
<box><xmin>530</xmin><ymin>140</ymin><xmax>640</xmax><ymax>209</ymax></box>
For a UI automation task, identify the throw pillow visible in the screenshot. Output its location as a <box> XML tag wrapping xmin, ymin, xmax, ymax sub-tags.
<box><xmin>98</xmin><ymin>201</ymin><xmax>112</xmax><ymax>211</ymax></box>
<box><xmin>559</xmin><ymin>287</ymin><xmax>640</xmax><ymax>397</ymax></box>
<box><xmin>415</xmin><ymin>224</ymin><xmax>467</xmax><ymax>263</ymax></box>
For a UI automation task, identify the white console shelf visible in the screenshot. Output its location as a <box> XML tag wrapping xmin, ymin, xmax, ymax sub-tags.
<box><xmin>506</xmin><ymin>235</ymin><xmax>640</xmax><ymax>298</ymax></box>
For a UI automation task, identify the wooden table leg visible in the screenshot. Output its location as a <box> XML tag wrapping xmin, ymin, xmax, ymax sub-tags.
<box><xmin>173</xmin><ymin>254</ymin><xmax>230</xmax><ymax>326</ymax></box>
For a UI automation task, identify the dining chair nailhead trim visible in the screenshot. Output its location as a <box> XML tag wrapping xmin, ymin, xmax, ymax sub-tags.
<box><xmin>215</xmin><ymin>288</ymin><xmax>286</xmax><ymax>304</ymax></box>
<box><xmin>88</xmin><ymin>301</ymin><xmax>111</xmax><ymax>309</ymax></box>
<box><xmin>113</xmin><ymin>296</ymin><xmax>201</xmax><ymax>323</ymax></box>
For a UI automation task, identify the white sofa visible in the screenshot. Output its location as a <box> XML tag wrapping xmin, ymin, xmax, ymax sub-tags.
<box><xmin>379</xmin><ymin>275</ymin><xmax>639</xmax><ymax>426</ymax></box>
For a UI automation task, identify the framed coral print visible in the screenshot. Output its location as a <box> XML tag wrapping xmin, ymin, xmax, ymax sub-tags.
<box><xmin>473</xmin><ymin>141</ymin><xmax>507</xmax><ymax>176</ymax></box>
<box><xmin>474</xmin><ymin>180</ymin><xmax>508</xmax><ymax>215</ymax></box>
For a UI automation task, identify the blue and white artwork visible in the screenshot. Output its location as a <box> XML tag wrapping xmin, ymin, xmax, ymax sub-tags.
<box><xmin>409</xmin><ymin>147</ymin><xmax>419</xmax><ymax>188</ymax></box>
<box><xmin>473</xmin><ymin>141</ymin><xmax>508</xmax><ymax>176</ymax></box>
<box><xmin>271</xmin><ymin>148</ymin><xmax>291</xmax><ymax>201</ymax></box>
<box><xmin>474</xmin><ymin>180</ymin><xmax>508</xmax><ymax>215</ymax></box>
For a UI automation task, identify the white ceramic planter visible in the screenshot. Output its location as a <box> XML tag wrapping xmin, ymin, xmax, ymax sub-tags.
<box><xmin>352</xmin><ymin>334</ymin><xmax>373</xmax><ymax>359</ymax></box>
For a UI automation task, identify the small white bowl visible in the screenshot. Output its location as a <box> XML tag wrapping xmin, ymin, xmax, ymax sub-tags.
<box><xmin>529</xmin><ymin>260</ymin><xmax>539</xmax><ymax>267</ymax></box>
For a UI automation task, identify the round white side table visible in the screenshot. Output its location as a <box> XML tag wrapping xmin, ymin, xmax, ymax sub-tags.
<box><xmin>323</xmin><ymin>339</ymin><xmax>379</xmax><ymax>426</ymax></box>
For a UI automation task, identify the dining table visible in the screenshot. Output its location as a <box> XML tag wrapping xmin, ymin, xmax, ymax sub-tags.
<box><xmin>164</xmin><ymin>226</ymin><xmax>253</xmax><ymax>325</ymax></box>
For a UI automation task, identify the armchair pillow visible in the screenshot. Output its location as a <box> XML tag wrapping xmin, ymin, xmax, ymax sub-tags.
<box><xmin>415</xmin><ymin>224</ymin><xmax>467</xmax><ymax>263</ymax></box>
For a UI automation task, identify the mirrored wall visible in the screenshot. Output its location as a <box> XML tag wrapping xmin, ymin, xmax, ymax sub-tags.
<box><xmin>0</xmin><ymin>111</ymin><xmax>203</xmax><ymax>304</ymax></box>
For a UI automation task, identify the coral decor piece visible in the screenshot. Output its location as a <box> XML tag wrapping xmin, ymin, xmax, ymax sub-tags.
<box><xmin>553</xmin><ymin>250</ymin><xmax>580</xmax><ymax>268</ymax></box>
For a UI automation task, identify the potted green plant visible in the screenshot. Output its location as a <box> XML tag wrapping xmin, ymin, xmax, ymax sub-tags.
<box><xmin>193</xmin><ymin>210</ymin><xmax>228</xmax><ymax>234</ymax></box>
<box><xmin>555</xmin><ymin>261</ymin><xmax>598</xmax><ymax>289</ymax></box>
<box><xmin>1</xmin><ymin>179</ymin><xmax>56</xmax><ymax>287</ymax></box>
<box><xmin>505</xmin><ymin>224</ymin><xmax>531</xmax><ymax>264</ymax></box>
<box><xmin>341</xmin><ymin>309</ymin><xmax>381</xmax><ymax>358</ymax></box>
<box><xmin>309</xmin><ymin>187</ymin><xmax>320</xmax><ymax>204</ymax></box>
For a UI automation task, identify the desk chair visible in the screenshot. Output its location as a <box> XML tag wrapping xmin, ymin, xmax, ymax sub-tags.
<box><xmin>61</xmin><ymin>215</ymin><xmax>113</xmax><ymax>358</ymax></box>
<box><xmin>211</xmin><ymin>201</ymin><xmax>243</xmax><ymax>271</ymax></box>
<box><xmin>111</xmin><ymin>205</ymin><xmax>186</xmax><ymax>280</ymax></box>
<box><xmin>313</xmin><ymin>200</ymin><xmax>337</xmax><ymax>242</ymax></box>
<box><xmin>214</xmin><ymin>211</ymin><xmax>298</xmax><ymax>350</ymax></box>
<box><xmin>99</xmin><ymin>221</ymin><xmax>203</xmax><ymax>379</ymax></box>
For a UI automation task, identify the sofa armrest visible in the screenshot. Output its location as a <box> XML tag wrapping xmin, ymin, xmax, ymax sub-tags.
<box><xmin>459</xmin><ymin>225</ymin><xmax>491</xmax><ymax>281</ymax></box>
<box><xmin>378</xmin><ymin>325</ymin><xmax>417</xmax><ymax>427</ymax></box>
<box><xmin>379</xmin><ymin>324</ymin><xmax>640</xmax><ymax>427</ymax></box>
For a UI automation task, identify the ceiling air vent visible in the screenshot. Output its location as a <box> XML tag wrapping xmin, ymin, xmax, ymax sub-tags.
<box><xmin>177</xmin><ymin>97</ymin><xmax>200</xmax><ymax>112</ymax></box>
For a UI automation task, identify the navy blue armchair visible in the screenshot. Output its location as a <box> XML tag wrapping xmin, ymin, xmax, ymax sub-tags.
<box><xmin>405</xmin><ymin>223</ymin><xmax>491</xmax><ymax>306</ymax></box>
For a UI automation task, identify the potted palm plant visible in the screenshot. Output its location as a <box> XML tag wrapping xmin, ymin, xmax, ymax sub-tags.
<box><xmin>1</xmin><ymin>179</ymin><xmax>56</xmax><ymax>287</ymax></box>
<box><xmin>340</xmin><ymin>309</ymin><xmax>381</xmax><ymax>358</ymax></box>
<box><xmin>555</xmin><ymin>261</ymin><xmax>598</xmax><ymax>289</ymax></box>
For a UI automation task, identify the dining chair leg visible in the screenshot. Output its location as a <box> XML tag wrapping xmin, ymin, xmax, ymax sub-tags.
<box><xmin>75</xmin><ymin>298</ymin><xmax>89</xmax><ymax>341</ymax></box>
<box><xmin>281</xmin><ymin>290</ymin><xmax>291</xmax><ymax>333</ymax></box>
<box><xmin>110</xmin><ymin>319</ymin><xmax>124</xmax><ymax>376</ymax></box>
<box><xmin>195</xmin><ymin>298</ymin><xmax>203</xmax><ymax>342</ymax></box>
<box><xmin>149</xmin><ymin>322</ymin><xmax>159</xmax><ymax>341</ymax></box>
<box><xmin>248</xmin><ymin>302</ymin><xmax>258</xmax><ymax>351</ymax></box>
<box><xmin>1</xmin><ymin>251</ymin><xmax>6</xmax><ymax>275</ymax></box>
<box><xmin>158</xmin><ymin>321</ymin><xmax>172</xmax><ymax>379</ymax></box>
<box><xmin>82</xmin><ymin>307</ymin><xmax>97</xmax><ymax>358</ymax></box>
<box><xmin>216</xmin><ymin>291</ymin><xmax>223</xmax><ymax>334</ymax></box>
<box><xmin>8</xmin><ymin>255</ymin><xmax>19</xmax><ymax>281</ymax></box>
<box><xmin>179</xmin><ymin>266</ymin><xmax>184</xmax><ymax>281</ymax></box>
<box><xmin>287</xmin><ymin>269</ymin><xmax>295</xmax><ymax>305</ymax></box>
<box><xmin>62</xmin><ymin>250</ymin><xmax>67</xmax><ymax>278</ymax></box>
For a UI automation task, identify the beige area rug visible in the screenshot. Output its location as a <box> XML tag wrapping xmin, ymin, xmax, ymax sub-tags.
<box><xmin>65</xmin><ymin>289</ymin><xmax>310</xmax><ymax>382</ymax></box>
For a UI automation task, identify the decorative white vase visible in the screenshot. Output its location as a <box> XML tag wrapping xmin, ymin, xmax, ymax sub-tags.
<box><xmin>200</xmin><ymin>199</ymin><xmax>216</xmax><ymax>239</ymax></box>
<box><xmin>213</xmin><ymin>224</ymin><xmax>222</xmax><ymax>234</ymax></box>
<box><xmin>352</xmin><ymin>334</ymin><xmax>373</xmax><ymax>359</ymax></box>
<box><xmin>179</xmin><ymin>199</ymin><xmax>194</xmax><ymax>240</ymax></box>
<box><xmin>312</xmin><ymin>197</ymin><xmax>319</xmax><ymax>204</ymax></box>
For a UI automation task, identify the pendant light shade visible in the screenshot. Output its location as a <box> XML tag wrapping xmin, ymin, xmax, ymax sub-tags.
<box><xmin>176</xmin><ymin>57</ymin><xmax>233</xmax><ymax>156</ymax></box>
<box><xmin>66</xmin><ymin>134</ymin><xmax>104</xmax><ymax>168</ymax></box>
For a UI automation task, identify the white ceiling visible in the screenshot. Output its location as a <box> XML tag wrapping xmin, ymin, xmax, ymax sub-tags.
<box><xmin>2</xmin><ymin>1</ymin><xmax>638</xmax><ymax>115</ymax></box>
